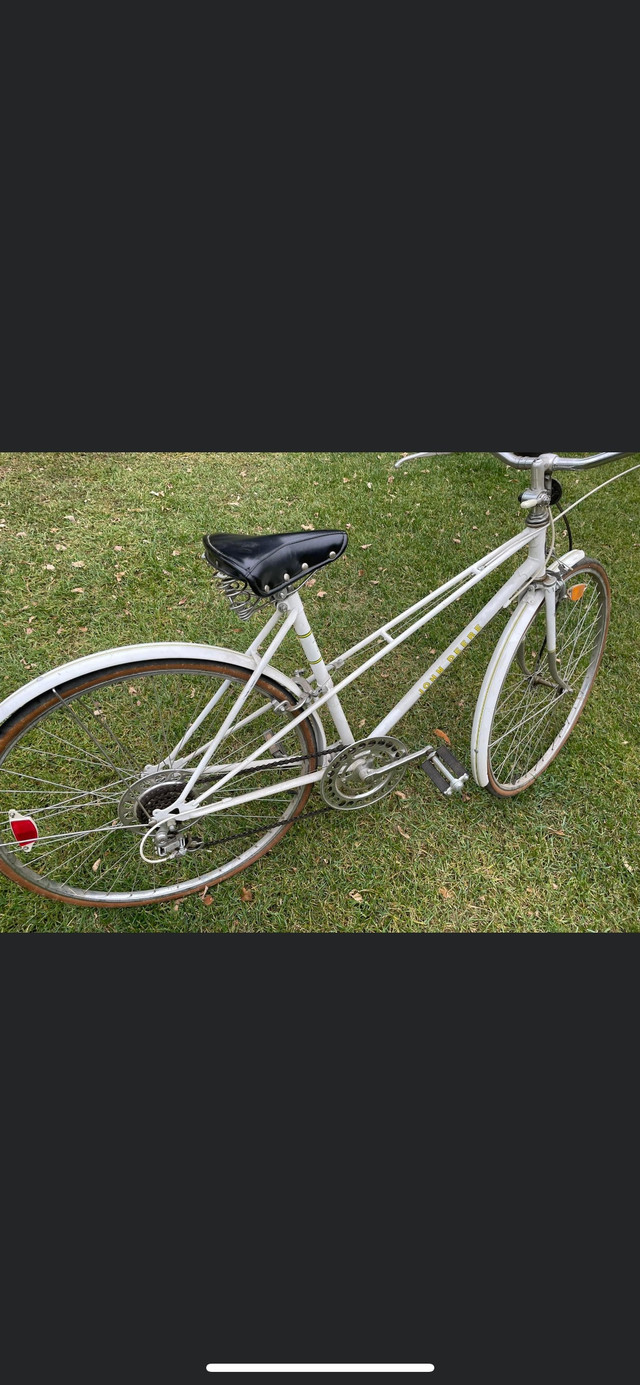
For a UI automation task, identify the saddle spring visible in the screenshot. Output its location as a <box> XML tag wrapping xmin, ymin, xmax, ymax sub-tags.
<box><xmin>212</xmin><ymin>570</ymin><xmax>269</xmax><ymax>621</ymax></box>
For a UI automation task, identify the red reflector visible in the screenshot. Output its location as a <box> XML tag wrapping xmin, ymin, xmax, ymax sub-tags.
<box><xmin>9</xmin><ymin>812</ymin><xmax>39</xmax><ymax>846</ymax></box>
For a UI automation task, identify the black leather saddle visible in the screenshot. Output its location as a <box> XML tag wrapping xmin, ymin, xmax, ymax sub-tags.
<box><xmin>203</xmin><ymin>529</ymin><xmax>348</xmax><ymax>598</ymax></box>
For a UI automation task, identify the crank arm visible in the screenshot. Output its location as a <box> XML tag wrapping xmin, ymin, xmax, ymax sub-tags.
<box><xmin>363</xmin><ymin>744</ymin><xmax>435</xmax><ymax>778</ymax></box>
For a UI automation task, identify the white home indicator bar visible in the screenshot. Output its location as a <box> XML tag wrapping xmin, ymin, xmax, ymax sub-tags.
<box><xmin>205</xmin><ymin>1369</ymin><xmax>435</xmax><ymax>1375</ymax></box>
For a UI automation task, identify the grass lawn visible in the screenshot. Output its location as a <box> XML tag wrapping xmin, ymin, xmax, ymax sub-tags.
<box><xmin>1</xmin><ymin>451</ymin><xmax>638</xmax><ymax>933</ymax></box>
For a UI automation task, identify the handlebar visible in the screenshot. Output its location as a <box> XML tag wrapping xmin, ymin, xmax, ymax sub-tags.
<box><xmin>395</xmin><ymin>452</ymin><xmax>633</xmax><ymax>472</ymax></box>
<box><xmin>492</xmin><ymin>452</ymin><xmax>633</xmax><ymax>471</ymax></box>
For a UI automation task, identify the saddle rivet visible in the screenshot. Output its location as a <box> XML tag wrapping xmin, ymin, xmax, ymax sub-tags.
<box><xmin>329</xmin><ymin>550</ymin><xmax>336</xmax><ymax>558</ymax></box>
<box><xmin>283</xmin><ymin>573</ymin><xmax>290</xmax><ymax>582</ymax></box>
<box><xmin>264</xmin><ymin>584</ymin><xmax>270</xmax><ymax>593</ymax></box>
<box><xmin>301</xmin><ymin>562</ymin><xmax>309</xmax><ymax>571</ymax></box>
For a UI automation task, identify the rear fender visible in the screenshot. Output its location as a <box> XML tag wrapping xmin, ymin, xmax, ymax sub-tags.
<box><xmin>0</xmin><ymin>642</ymin><xmax>328</xmax><ymax>754</ymax></box>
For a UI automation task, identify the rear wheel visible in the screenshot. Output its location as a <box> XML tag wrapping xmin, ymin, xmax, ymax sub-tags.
<box><xmin>0</xmin><ymin>658</ymin><xmax>319</xmax><ymax>906</ymax></box>
<box><xmin>484</xmin><ymin>561</ymin><xmax>610</xmax><ymax>796</ymax></box>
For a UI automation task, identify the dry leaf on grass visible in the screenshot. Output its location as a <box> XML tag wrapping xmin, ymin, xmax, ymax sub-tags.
<box><xmin>434</xmin><ymin>729</ymin><xmax>451</xmax><ymax>746</ymax></box>
<box><xmin>71</xmin><ymin>587</ymin><xmax>84</xmax><ymax>593</ymax></box>
<box><xmin>92</xmin><ymin>859</ymin><xmax>101</xmax><ymax>873</ymax></box>
<box><xmin>317</xmin><ymin>591</ymin><xmax>327</xmax><ymax>598</ymax></box>
<box><xmin>115</xmin><ymin>572</ymin><xmax>125</xmax><ymax>582</ymax></box>
<box><xmin>55</xmin><ymin>543</ymin><xmax>67</xmax><ymax>551</ymax></box>
<box><xmin>240</xmin><ymin>886</ymin><xmax>254</xmax><ymax>903</ymax></box>
<box><xmin>546</xmin><ymin>828</ymin><xmax>566</xmax><ymax>837</ymax></box>
<box><xmin>394</xmin><ymin>791</ymin><xmax>407</xmax><ymax>800</ymax></box>
<box><xmin>44</xmin><ymin>563</ymin><xmax>55</xmax><ymax>571</ymax></box>
<box><xmin>397</xmin><ymin>826</ymin><xmax>411</xmax><ymax>840</ymax></box>
<box><xmin>202</xmin><ymin>894</ymin><xmax>214</xmax><ymax>905</ymax></box>
<box><xmin>172</xmin><ymin>549</ymin><xmax>181</xmax><ymax>556</ymax></box>
<box><xmin>72</xmin><ymin>561</ymin><xmax>85</xmax><ymax>568</ymax></box>
<box><xmin>438</xmin><ymin>887</ymin><xmax>453</xmax><ymax>900</ymax></box>
<box><xmin>301</xmin><ymin>524</ymin><xmax>315</xmax><ymax>531</ymax></box>
<box><xmin>360</xmin><ymin>543</ymin><xmax>372</xmax><ymax>549</ymax></box>
<box><xmin>305</xmin><ymin>577</ymin><xmax>316</xmax><ymax>586</ymax></box>
<box><xmin>349</xmin><ymin>891</ymin><xmax>364</xmax><ymax>903</ymax></box>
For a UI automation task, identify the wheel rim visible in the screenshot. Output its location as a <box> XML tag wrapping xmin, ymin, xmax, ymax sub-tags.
<box><xmin>488</xmin><ymin>567</ymin><xmax>609</xmax><ymax>792</ymax></box>
<box><xmin>0</xmin><ymin>662</ymin><xmax>317</xmax><ymax>904</ymax></box>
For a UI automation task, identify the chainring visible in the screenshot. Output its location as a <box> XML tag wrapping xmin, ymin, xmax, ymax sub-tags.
<box><xmin>320</xmin><ymin>737</ymin><xmax>408</xmax><ymax>811</ymax></box>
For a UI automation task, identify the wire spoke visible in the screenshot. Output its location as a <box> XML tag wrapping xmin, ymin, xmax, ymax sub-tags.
<box><xmin>1</xmin><ymin>663</ymin><xmax>315</xmax><ymax>902</ymax></box>
<box><xmin>490</xmin><ymin>574</ymin><xmax>606</xmax><ymax>788</ymax></box>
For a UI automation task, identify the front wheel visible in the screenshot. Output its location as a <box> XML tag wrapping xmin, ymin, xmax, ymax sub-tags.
<box><xmin>0</xmin><ymin>656</ymin><xmax>320</xmax><ymax>907</ymax></box>
<box><xmin>473</xmin><ymin>560</ymin><xmax>611</xmax><ymax>797</ymax></box>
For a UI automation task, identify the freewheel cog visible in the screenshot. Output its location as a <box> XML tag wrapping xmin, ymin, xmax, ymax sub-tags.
<box><xmin>321</xmin><ymin>737</ymin><xmax>408</xmax><ymax>811</ymax></box>
<box><xmin>118</xmin><ymin>770</ymin><xmax>192</xmax><ymax>827</ymax></box>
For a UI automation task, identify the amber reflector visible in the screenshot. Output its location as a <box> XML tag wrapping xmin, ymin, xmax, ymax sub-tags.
<box><xmin>569</xmin><ymin>584</ymin><xmax>587</xmax><ymax>601</ymax></box>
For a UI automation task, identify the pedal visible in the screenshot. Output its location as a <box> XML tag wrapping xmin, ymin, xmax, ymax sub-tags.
<box><xmin>421</xmin><ymin>747</ymin><xmax>469</xmax><ymax>797</ymax></box>
<box><xmin>421</xmin><ymin>757</ymin><xmax>451</xmax><ymax>796</ymax></box>
<box><xmin>434</xmin><ymin>745</ymin><xmax>469</xmax><ymax>782</ymax></box>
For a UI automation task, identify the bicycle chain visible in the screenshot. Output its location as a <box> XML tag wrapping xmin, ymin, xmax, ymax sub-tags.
<box><xmin>182</xmin><ymin>746</ymin><xmax>338</xmax><ymax>851</ymax></box>
<box><xmin>192</xmin><ymin>802</ymin><xmax>335</xmax><ymax>851</ymax></box>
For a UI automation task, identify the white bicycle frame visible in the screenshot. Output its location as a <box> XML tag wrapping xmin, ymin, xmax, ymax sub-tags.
<box><xmin>149</xmin><ymin>451</ymin><xmax>631</xmax><ymax>832</ymax></box>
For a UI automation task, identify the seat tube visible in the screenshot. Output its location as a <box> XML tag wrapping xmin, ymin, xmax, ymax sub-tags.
<box><xmin>286</xmin><ymin>592</ymin><xmax>355</xmax><ymax>746</ymax></box>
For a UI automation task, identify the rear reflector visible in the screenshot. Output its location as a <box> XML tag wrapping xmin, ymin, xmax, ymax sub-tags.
<box><xmin>9</xmin><ymin>811</ymin><xmax>39</xmax><ymax>848</ymax></box>
<box><xmin>569</xmin><ymin>583</ymin><xmax>587</xmax><ymax>601</ymax></box>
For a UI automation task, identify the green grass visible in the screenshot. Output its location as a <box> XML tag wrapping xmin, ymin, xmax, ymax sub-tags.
<box><xmin>1</xmin><ymin>451</ymin><xmax>639</xmax><ymax>933</ymax></box>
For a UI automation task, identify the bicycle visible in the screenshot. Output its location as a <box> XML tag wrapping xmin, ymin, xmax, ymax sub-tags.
<box><xmin>1</xmin><ymin>451</ymin><xmax>637</xmax><ymax>908</ymax></box>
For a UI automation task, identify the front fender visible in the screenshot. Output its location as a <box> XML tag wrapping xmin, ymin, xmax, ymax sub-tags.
<box><xmin>0</xmin><ymin>641</ymin><xmax>328</xmax><ymax>753</ymax></box>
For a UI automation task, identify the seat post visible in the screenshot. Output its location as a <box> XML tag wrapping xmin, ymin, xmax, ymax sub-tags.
<box><xmin>284</xmin><ymin>592</ymin><xmax>355</xmax><ymax>747</ymax></box>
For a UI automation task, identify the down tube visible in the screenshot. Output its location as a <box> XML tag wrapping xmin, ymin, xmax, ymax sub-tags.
<box><xmin>371</xmin><ymin>549</ymin><xmax>544</xmax><ymax>739</ymax></box>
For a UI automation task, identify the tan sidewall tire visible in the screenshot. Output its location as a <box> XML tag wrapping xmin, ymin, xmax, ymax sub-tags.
<box><xmin>0</xmin><ymin>659</ymin><xmax>319</xmax><ymax>907</ymax></box>
<box><xmin>486</xmin><ymin>560</ymin><xmax>611</xmax><ymax>799</ymax></box>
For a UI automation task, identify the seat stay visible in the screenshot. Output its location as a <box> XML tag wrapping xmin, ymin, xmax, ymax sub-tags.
<box><xmin>172</xmin><ymin>607</ymin><xmax>299</xmax><ymax>806</ymax></box>
<box><xmin>166</xmin><ymin>699</ymin><xmax>278</xmax><ymax>771</ymax></box>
